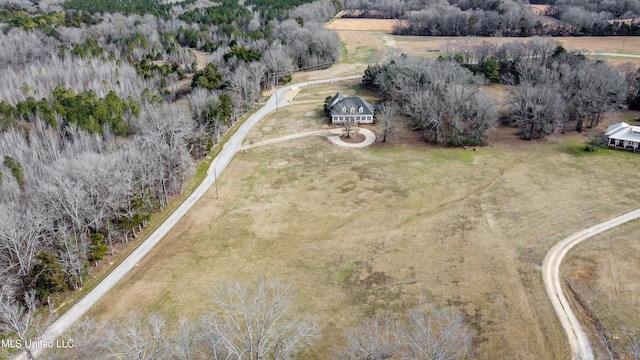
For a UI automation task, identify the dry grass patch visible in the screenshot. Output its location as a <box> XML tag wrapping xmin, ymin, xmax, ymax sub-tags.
<box><xmin>326</xmin><ymin>18</ymin><xmax>397</xmax><ymax>32</ymax></box>
<box><xmin>289</xmin><ymin>63</ymin><xmax>365</xmax><ymax>83</ymax></box>
<box><xmin>524</xmin><ymin>4</ymin><xmax>549</xmax><ymax>15</ymax></box>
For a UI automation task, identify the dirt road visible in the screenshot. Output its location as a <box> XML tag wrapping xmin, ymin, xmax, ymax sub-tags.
<box><xmin>542</xmin><ymin>208</ymin><xmax>640</xmax><ymax>360</ymax></box>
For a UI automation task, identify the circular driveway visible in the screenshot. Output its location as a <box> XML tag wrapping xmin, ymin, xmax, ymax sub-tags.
<box><xmin>326</xmin><ymin>128</ymin><xmax>376</xmax><ymax>148</ymax></box>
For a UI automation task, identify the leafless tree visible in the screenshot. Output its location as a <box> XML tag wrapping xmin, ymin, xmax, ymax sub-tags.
<box><xmin>627</xmin><ymin>328</ymin><xmax>640</xmax><ymax>360</ymax></box>
<box><xmin>262</xmin><ymin>43</ymin><xmax>294</xmax><ymax>89</ymax></box>
<box><xmin>378</xmin><ymin>103</ymin><xmax>399</xmax><ymax>143</ymax></box>
<box><xmin>0</xmin><ymin>203</ymin><xmax>50</xmax><ymax>279</ymax></box>
<box><xmin>0</xmin><ymin>288</ymin><xmax>38</xmax><ymax>360</ymax></box>
<box><xmin>226</xmin><ymin>62</ymin><xmax>264</xmax><ymax>109</ymax></box>
<box><xmin>572</xmin><ymin>61</ymin><xmax>627</xmax><ymax>130</ymax></box>
<box><xmin>290</xmin><ymin>0</ymin><xmax>340</xmax><ymax>23</ymax></box>
<box><xmin>201</xmin><ymin>280</ymin><xmax>318</xmax><ymax>360</ymax></box>
<box><xmin>336</xmin><ymin>312</ymin><xmax>403</xmax><ymax>360</ymax></box>
<box><xmin>402</xmin><ymin>304</ymin><xmax>474</xmax><ymax>360</ymax></box>
<box><xmin>47</xmin><ymin>318</ymin><xmax>110</xmax><ymax>360</ymax></box>
<box><xmin>171</xmin><ymin>317</ymin><xmax>206</xmax><ymax>360</ymax></box>
<box><xmin>106</xmin><ymin>313</ymin><xmax>169</xmax><ymax>360</ymax></box>
<box><xmin>507</xmin><ymin>80</ymin><xmax>565</xmax><ymax>140</ymax></box>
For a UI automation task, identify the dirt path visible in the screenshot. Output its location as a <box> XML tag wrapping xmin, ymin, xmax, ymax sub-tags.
<box><xmin>191</xmin><ymin>48</ymin><xmax>209</xmax><ymax>70</ymax></box>
<box><xmin>241</xmin><ymin>130</ymin><xmax>332</xmax><ymax>150</ymax></box>
<box><xmin>542</xmin><ymin>208</ymin><xmax>640</xmax><ymax>360</ymax></box>
<box><xmin>240</xmin><ymin>128</ymin><xmax>376</xmax><ymax>150</ymax></box>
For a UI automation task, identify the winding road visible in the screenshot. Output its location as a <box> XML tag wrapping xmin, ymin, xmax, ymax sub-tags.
<box><xmin>542</xmin><ymin>208</ymin><xmax>640</xmax><ymax>360</ymax></box>
<box><xmin>22</xmin><ymin>75</ymin><xmax>360</xmax><ymax>359</ymax></box>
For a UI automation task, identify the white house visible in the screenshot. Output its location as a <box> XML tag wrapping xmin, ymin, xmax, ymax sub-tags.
<box><xmin>328</xmin><ymin>93</ymin><xmax>374</xmax><ymax>124</ymax></box>
<box><xmin>605</xmin><ymin>122</ymin><xmax>640</xmax><ymax>151</ymax></box>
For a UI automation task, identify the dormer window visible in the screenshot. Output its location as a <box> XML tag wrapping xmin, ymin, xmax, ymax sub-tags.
<box><xmin>342</xmin><ymin>107</ymin><xmax>346</xmax><ymax>113</ymax></box>
<box><xmin>350</xmin><ymin>107</ymin><xmax>354</xmax><ymax>113</ymax></box>
<box><xmin>358</xmin><ymin>106</ymin><xmax>363</xmax><ymax>113</ymax></box>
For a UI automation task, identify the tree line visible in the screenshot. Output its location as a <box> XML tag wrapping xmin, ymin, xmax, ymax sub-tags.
<box><xmin>62</xmin><ymin>0</ymin><xmax>197</xmax><ymax>18</ymax></box>
<box><xmin>5</xmin><ymin>279</ymin><xmax>639</xmax><ymax>359</ymax></box>
<box><xmin>1</xmin><ymin>280</ymin><xmax>477</xmax><ymax>360</ymax></box>
<box><xmin>343</xmin><ymin>0</ymin><xmax>640</xmax><ymax>37</ymax></box>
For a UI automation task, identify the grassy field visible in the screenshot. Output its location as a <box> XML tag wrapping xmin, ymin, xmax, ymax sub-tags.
<box><xmin>562</xmin><ymin>221</ymin><xmax>640</xmax><ymax>359</ymax></box>
<box><xmin>87</xmin><ymin>78</ymin><xmax>640</xmax><ymax>359</ymax></box>
<box><xmin>327</xmin><ymin>18</ymin><xmax>640</xmax><ymax>66</ymax></box>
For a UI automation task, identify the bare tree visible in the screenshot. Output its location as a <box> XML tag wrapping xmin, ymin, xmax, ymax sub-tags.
<box><xmin>106</xmin><ymin>313</ymin><xmax>169</xmax><ymax>360</ymax></box>
<box><xmin>507</xmin><ymin>80</ymin><xmax>565</xmax><ymax>140</ymax></box>
<box><xmin>336</xmin><ymin>312</ymin><xmax>403</xmax><ymax>360</ymax></box>
<box><xmin>47</xmin><ymin>318</ymin><xmax>110</xmax><ymax>360</ymax></box>
<box><xmin>627</xmin><ymin>329</ymin><xmax>640</xmax><ymax>360</ymax></box>
<box><xmin>171</xmin><ymin>317</ymin><xmax>206</xmax><ymax>360</ymax></box>
<box><xmin>262</xmin><ymin>43</ymin><xmax>294</xmax><ymax>89</ymax></box>
<box><xmin>0</xmin><ymin>203</ymin><xmax>50</xmax><ymax>280</ymax></box>
<box><xmin>378</xmin><ymin>103</ymin><xmax>399</xmax><ymax>143</ymax></box>
<box><xmin>404</xmin><ymin>89</ymin><xmax>436</xmax><ymax>141</ymax></box>
<box><xmin>201</xmin><ymin>280</ymin><xmax>317</xmax><ymax>360</ymax></box>
<box><xmin>402</xmin><ymin>304</ymin><xmax>474</xmax><ymax>360</ymax></box>
<box><xmin>0</xmin><ymin>288</ymin><xmax>38</xmax><ymax>360</ymax></box>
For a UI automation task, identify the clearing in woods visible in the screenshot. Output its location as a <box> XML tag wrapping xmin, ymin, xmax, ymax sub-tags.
<box><xmin>75</xmin><ymin>17</ymin><xmax>640</xmax><ymax>360</ymax></box>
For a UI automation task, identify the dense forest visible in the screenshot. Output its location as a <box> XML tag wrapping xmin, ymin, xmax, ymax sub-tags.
<box><xmin>0</xmin><ymin>0</ymin><xmax>341</xmax><ymax>327</ymax></box>
<box><xmin>343</xmin><ymin>0</ymin><xmax>640</xmax><ymax>36</ymax></box>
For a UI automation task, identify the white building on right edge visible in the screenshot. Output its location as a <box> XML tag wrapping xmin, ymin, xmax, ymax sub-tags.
<box><xmin>605</xmin><ymin>122</ymin><xmax>640</xmax><ymax>152</ymax></box>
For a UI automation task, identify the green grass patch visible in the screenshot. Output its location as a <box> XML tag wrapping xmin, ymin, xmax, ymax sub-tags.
<box><xmin>340</xmin><ymin>41</ymin><xmax>348</xmax><ymax>62</ymax></box>
<box><xmin>558</xmin><ymin>140</ymin><xmax>618</xmax><ymax>157</ymax></box>
<box><xmin>335</xmin><ymin>261</ymin><xmax>360</xmax><ymax>286</ymax></box>
<box><xmin>428</xmin><ymin>148</ymin><xmax>476</xmax><ymax>164</ymax></box>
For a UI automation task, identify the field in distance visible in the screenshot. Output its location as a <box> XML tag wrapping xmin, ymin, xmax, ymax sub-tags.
<box><xmin>328</xmin><ymin>18</ymin><xmax>640</xmax><ymax>66</ymax></box>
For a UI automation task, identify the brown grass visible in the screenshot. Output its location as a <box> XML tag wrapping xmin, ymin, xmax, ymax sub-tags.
<box><xmin>524</xmin><ymin>4</ymin><xmax>550</xmax><ymax>15</ymax></box>
<box><xmin>326</xmin><ymin>18</ymin><xmax>397</xmax><ymax>32</ymax></box>
<box><xmin>88</xmin><ymin>79</ymin><xmax>640</xmax><ymax>359</ymax></box>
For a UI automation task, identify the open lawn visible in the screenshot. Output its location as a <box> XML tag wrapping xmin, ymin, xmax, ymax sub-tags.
<box><xmin>87</xmin><ymin>80</ymin><xmax>640</xmax><ymax>359</ymax></box>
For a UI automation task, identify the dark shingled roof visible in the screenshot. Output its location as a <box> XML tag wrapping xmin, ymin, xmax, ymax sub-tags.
<box><xmin>329</xmin><ymin>94</ymin><xmax>374</xmax><ymax>116</ymax></box>
<box><xmin>329</xmin><ymin>92</ymin><xmax>344</xmax><ymax>108</ymax></box>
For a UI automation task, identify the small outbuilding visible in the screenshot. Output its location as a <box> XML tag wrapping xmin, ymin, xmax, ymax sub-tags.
<box><xmin>327</xmin><ymin>93</ymin><xmax>374</xmax><ymax>124</ymax></box>
<box><xmin>605</xmin><ymin>122</ymin><xmax>640</xmax><ymax>151</ymax></box>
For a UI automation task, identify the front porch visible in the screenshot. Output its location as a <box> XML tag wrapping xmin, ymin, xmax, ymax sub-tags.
<box><xmin>607</xmin><ymin>138</ymin><xmax>640</xmax><ymax>151</ymax></box>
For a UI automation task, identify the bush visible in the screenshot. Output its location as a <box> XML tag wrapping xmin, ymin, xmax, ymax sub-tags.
<box><xmin>587</xmin><ymin>131</ymin><xmax>608</xmax><ymax>151</ymax></box>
